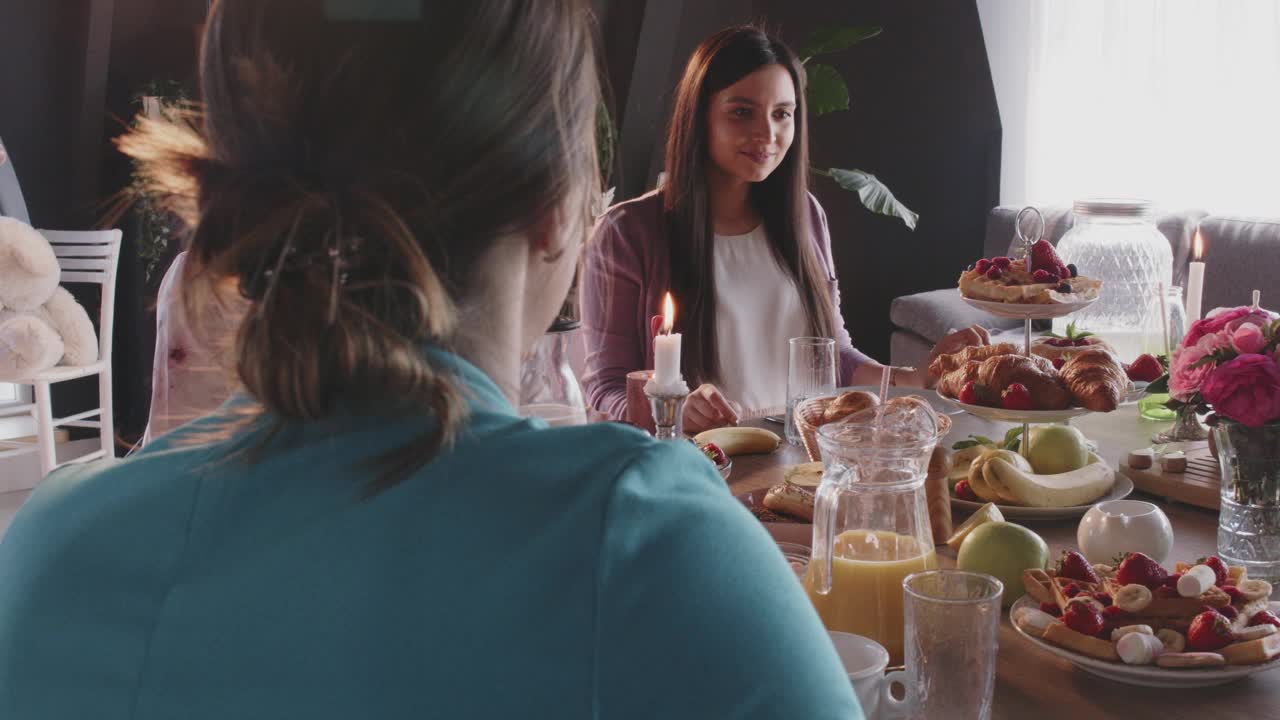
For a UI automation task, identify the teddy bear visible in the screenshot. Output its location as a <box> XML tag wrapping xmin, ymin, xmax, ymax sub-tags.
<box><xmin>0</xmin><ymin>216</ymin><xmax>99</xmax><ymax>379</ymax></box>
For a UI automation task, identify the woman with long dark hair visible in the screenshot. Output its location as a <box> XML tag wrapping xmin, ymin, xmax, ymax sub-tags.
<box><xmin>583</xmin><ymin>26</ymin><xmax>984</xmax><ymax>432</ymax></box>
<box><xmin>0</xmin><ymin>4</ymin><xmax>861</xmax><ymax>717</ymax></box>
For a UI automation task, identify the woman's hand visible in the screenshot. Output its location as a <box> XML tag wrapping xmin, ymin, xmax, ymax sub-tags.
<box><xmin>682</xmin><ymin>383</ymin><xmax>740</xmax><ymax>434</ymax></box>
<box><xmin>921</xmin><ymin>325</ymin><xmax>990</xmax><ymax>389</ymax></box>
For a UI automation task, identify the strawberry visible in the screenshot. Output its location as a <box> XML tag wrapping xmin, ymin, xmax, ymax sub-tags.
<box><xmin>1196</xmin><ymin>555</ymin><xmax>1229</xmax><ymax>586</ymax></box>
<box><xmin>985</xmin><ymin>267</ymin><xmax>1003</xmax><ymax>280</ymax></box>
<box><xmin>954</xmin><ymin>479</ymin><xmax>978</xmax><ymax>502</ymax></box>
<box><xmin>699</xmin><ymin>442</ymin><xmax>727</xmax><ymax>467</ymax></box>
<box><xmin>1218</xmin><ymin>605</ymin><xmax>1239</xmax><ymax>621</ymax></box>
<box><xmin>958</xmin><ymin>381</ymin><xmax>989</xmax><ymax>406</ymax></box>
<box><xmin>1115</xmin><ymin>552</ymin><xmax>1169</xmax><ymax>588</ymax></box>
<box><xmin>1187</xmin><ymin>610</ymin><xmax>1234</xmax><ymax>651</ymax></box>
<box><xmin>1051</xmin><ymin>357</ymin><xmax>1066</xmax><ymax>370</ymax></box>
<box><xmin>1102</xmin><ymin>605</ymin><xmax>1130</xmax><ymax>621</ymax></box>
<box><xmin>1163</xmin><ymin>572</ymin><xmax>1182</xmax><ymax>588</ymax></box>
<box><xmin>1000</xmin><ymin>383</ymin><xmax>1035</xmax><ymax>411</ymax></box>
<box><xmin>1063</xmin><ymin>583</ymin><xmax>1081</xmax><ymax>598</ymax></box>
<box><xmin>1063</xmin><ymin>601</ymin><xmax>1106</xmax><ymax>637</ymax></box>
<box><xmin>1057</xmin><ymin>550</ymin><xmax>1101</xmax><ymax>584</ymax></box>
<box><xmin>975</xmin><ymin>258</ymin><xmax>992</xmax><ymax>274</ymax></box>
<box><xmin>1032</xmin><ymin>269</ymin><xmax>1059</xmax><ymax>284</ymax></box>
<box><xmin>1155</xmin><ymin>585</ymin><xmax>1179</xmax><ymax>598</ymax></box>
<box><xmin>1222</xmin><ymin>585</ymin><xmax>1245</xmax><ymax>603</ymax></box>
<box><xmin>1093</xmin><ymin>592</ymin><xmax>1113</xmax><ymax>607</ymax></box>
<box><xmin>1029</xmin><ymin>239</ymin><xmax>1067</xmax><ymax>276</ymax></box>
<box><xmin>1126</xmin><ymin>354</ymin><xmax>1164</xmax><ymax>383</ymax></box>
<box><xmin>1039</xmin><ymin>601</ymin><xmax>1062</xmax><ymax>617</ymax></box>
<box><xmin>1249</xmin><ymin>610</ymin><xmax>1280</xmax><ymax>628</ymax></box>
<box><xmin>992</xmin><ymin>256</ymin><xmax>1012</xmax><ymax>269</ymax></box>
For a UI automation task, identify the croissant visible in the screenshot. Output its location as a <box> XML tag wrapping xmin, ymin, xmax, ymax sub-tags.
<box><xmin>977</xmin><ymin>354</ymin><xmax>1073</xmax><ymax>410</ymax></box>
<box><xmin>1059</xmin><ymin>349</ymin><xmax>1128</xmax><ymax>412</ymax></box>
<box><xmin>937</xmin><ymin>360</ymin><xmax>982</xmax><ymax>399</ymax></box>
<box><xmin>929</xmin><ymin>343</ymin><xmax>1020</xmax><ymax>378</ymax></box>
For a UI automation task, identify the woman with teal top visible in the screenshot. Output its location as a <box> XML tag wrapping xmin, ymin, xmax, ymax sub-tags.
<box><xmin>0</xmin><ymin>1</ymin><xmax>861</xmax><ymax>718</ymax></box>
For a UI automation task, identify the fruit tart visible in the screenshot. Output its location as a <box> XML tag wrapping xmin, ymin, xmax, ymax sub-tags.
<box><xmin>959</xmin><ymin>240</ymin><xmax>1102</xmax><ymax>304</ymax></box>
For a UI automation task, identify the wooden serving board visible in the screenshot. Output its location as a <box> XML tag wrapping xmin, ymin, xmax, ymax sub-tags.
<box><xmin>1119</xmin><ymin>444</ymin><xmax>1222</xmax><ymax>510</ymax></box>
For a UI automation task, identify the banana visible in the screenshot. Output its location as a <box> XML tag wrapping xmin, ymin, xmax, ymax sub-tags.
<box><xmin>1156</xmin><ymin>628</ymin><xmax>1186</xmax><ymax>653</ymax></box>
<box><xmin>967</xmin><ymin>449</ymin><xmax>1032</xmax><ymax>505</ymax></box>
<box><xmin>1114</xmin><ymin>584</ymin><xmax>1154</xmax><ymax>613</ymax></box>
<box><xmin>693</xmin><ymin>427</ymin><xmax>780</xmax><ymax>456</ymax></box>
<box><xmin>985</xmin><ymin>453</ymin><xmax>1115</xmax><ymax>508</ymax></box>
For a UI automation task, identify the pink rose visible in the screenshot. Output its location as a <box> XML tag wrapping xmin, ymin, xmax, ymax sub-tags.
<box><xmin>1232</xmin><ymin>322</ymin><xmax>1268</xmax><ymax>355</ymax></box>
<box><xmin>1169</xmin><ymin>341</ymin><xmax>1215</xmax><ymax>401</ymax></box>
<box><xmin>1184</xmin><ymin>306</ymin><xmax>1273</xmax><ymax>347</ymax></box>
<box><xmin>1200</xmin><ymin>354</ymin><xmax>1280</xmax><ymax>427</ymax></box>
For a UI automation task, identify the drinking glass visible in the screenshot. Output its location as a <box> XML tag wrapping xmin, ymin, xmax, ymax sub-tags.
<box><xmin>1138</xmin><ymin>286</ymin><xmax>1187</xmax><ymax>421</ymax></box>
<box><xmin>883</xmin><ymin>570</ymin><xmax>1002</xmax><ymax>720</ymax></box>
<box><xmin>785</xmin><ymin>337</ymin><xmax>836</xmax><ymax>445</ymax></box>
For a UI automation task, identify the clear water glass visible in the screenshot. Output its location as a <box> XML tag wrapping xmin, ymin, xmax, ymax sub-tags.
<box><xmin>784</xmin><ymin>337</ymin><xmax>836</xmax><ymax>445</ymax></box>
<box><xmin>884</xmin><ymin>570</ymin><xmax>1003</xmax><ymax>720</ymax></box>
<box><xmin>1139</xmin><ymin>285</ymin><xmax>1187</xmax><ymax>421</ymax></box>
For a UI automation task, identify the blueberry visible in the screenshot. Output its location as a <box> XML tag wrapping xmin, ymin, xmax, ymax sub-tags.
<box><xmin>1067</xmin><ymin>263</ymin><xmax>1078</xmax><ymax>278</ymax></box>
<box><xmin>1057</xmin><ymin>282</ymin><xmax>1073</xmax><ymax>293</ymax></box>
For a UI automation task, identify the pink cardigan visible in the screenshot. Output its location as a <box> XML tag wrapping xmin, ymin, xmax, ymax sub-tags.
<box><xmin>581</xmin><ymin>189</ymin><xmax>871</xmax><ymax>420</ymax></box>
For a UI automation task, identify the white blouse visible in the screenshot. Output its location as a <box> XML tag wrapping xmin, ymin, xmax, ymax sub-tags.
<box><xmin>711</xmin><ymin>225</ymin><xmax>811</xmax><ymax>413</ymax></box>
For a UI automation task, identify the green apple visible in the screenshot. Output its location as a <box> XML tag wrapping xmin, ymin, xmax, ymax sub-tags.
<box><xmin>1024</xmin><ymin>425</ymin><xmax>1090</xmax><ymax>475</ymax></box>
<box><xmin>956</xmin><ymin>521</ymin><xmax>1049</xmax><ymax>607</ymax></box>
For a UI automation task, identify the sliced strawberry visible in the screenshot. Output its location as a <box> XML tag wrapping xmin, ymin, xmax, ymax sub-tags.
<box><xmin>1000</xmin><ymin>383</ymin><xmax>1035</xmax><ymax>411</ymax></box>
<box><xmin>1057</xmin><ymin>550</ymin><xmax>1101</xmax><ymax>584</ymax></box>
<box><xmin>1063</xmin><ymin>582</ymin><xmax>1081</xmax><ymax>598</ymax></box>
<box><xmin>1063</xmin><ymin>601</ymin><xmax>1106</xmax><ymax>637</ymax></box>
<box><xmin>1102</xmin><ymin>605</ymin><xmax>1131</xmax><ymax>621</ymax></box>
<box><xmin>1187</xmin><ymin>610</ymin><xmax>1234</xmax><ymax>651</ymax></box>
<box><xmin>1249</xmin><ymin>610</ymin><xmax>1280</xmax><ymax>628</ymax></box>
<box><xmin>1218</xmin><ymin>605</ymin><xmax>1239</xmax><ymax>621</ymax></box>
<box><xmin>1127</xmin><ymin>354</ymin><xmax>1164</xmax><ymax>383</ymax></box>
<box><xmin>1222</xmin><ymin>585</ymin><xmax>1245</xmax><ymax>603</ymax></box>
<box><xmin>1115</xmin><ymin>552</ymin><xmax>1169</xmax><ymax>588</ymax></box>
<box><xmin>1092</xmin><ymin>592</ymin><xmax>1113</xmax><ymax>607</ymax></box>
<box><xmin>1040</xmin><ymin>601</ymin><xmax>1062</xmax><ymax>617</ymax></box>
<box><xmin>1032</xmin><ymin>269</ymin><xmax>1059</xmax><ymax>284</ymax></box>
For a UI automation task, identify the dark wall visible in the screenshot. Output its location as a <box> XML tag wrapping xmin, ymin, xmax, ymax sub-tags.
<box><xmin>601</xmin><ymin>0</ymin><xmax>1000</xmax><ymax>362</ymax></box>
<box><xmin>756</xmin><ymin>0</ymin><xmax>1000</xmax><ymax>361</ymax></box>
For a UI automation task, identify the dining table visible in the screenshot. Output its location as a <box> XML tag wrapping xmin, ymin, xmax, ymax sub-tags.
<box><xmin>727</xmin><ymin>402</ymin><xmax>1279</xmax><ymax>719</ymax></box>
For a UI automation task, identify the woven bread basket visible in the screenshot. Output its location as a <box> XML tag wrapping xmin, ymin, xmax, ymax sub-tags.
<box><xmin>794</xmin><ymin>394</ymin><xmax>953</xmax><ymax>464</ymax></box>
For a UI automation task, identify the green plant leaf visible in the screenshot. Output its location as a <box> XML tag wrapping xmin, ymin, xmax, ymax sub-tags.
<box><xmin>800</xmin><ymin>25</ymin><xmax>883</xmax><ymax>61</ymax></box>
<box><xmin>952</xmin><ymin>440</ymin><xmax>979</xmax><ymax>450</ymax></box>
<box><xmin>1145</xmin><ymin>374</ymin><xmax>1170</xmax><ymax>394</ymax></box>
<box><xmin>971</xmin><ymin>435</ymin><xmax>996</xmax><ymax>447</ymax></box>
<box><xmin>1002</xmin><ymin>426</ymin><xmax>1025</xmax><ymax>449</ymax></box>
<box><xmin>821</xmin><ymin>167</ymin><xmax>919</xmax><ymax>230</ymax></box>
<box><xmin>805</xmin><ymin>63</ymin><xmax>850</xmax><ymax>116</ymax></box>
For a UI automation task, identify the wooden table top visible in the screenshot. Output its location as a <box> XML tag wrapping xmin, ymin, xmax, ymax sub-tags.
<box><xmin>725</xmin><ymin>408</ymin><xmax>1279</xmax><ymax>718</ymax></box>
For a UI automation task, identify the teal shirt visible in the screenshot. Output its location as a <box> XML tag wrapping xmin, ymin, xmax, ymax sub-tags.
<box><xmin>0</xmin><ymin>351</ymin><xmax>860</xmax><ymax>719</ymax></box>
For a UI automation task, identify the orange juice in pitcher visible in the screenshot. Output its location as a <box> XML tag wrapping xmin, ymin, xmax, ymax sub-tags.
<box><xmin>806</xmin><ymin>401</ymin><xmax>945</xmax><ymax>665</ymax></box>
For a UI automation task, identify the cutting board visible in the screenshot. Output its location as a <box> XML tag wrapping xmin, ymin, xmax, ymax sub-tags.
<box><xmin>1118</xmin><ymin>444</ymin><xmax>1222</xmax><ymax>510</ymax></box>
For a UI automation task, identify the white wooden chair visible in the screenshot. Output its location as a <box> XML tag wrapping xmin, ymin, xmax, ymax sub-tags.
<box><xmin>0</xmin><ymin>229</ymin><xmax>122</xmax><ymax>478</ymax></box>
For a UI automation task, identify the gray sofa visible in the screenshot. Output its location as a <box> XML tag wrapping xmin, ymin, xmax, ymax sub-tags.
<box><xmin>0</xmin><ymin>136</ymin><xmax>30</xmax><ymax>223</ymax></box>
<box><xmin>888</xmin><ymin>205</ymin><xmax>1280</xmax><ymax>367</ymax></box>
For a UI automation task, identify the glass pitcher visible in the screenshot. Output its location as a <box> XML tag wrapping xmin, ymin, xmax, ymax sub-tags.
<box><xmin>518</xmin><ymin>317</ymin><xmax>588</xmax><ymax>427</ymax></box>
<box><xmin>804</xmin><ymin>405</ymin><xmax>943</xmax><ymax>665</ymax></box>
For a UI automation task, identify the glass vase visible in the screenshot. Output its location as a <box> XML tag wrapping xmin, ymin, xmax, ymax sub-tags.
<box><xmin>1215</xmin><ymin>419</ymin><xmax>1280</xmax><ymax>583</ymax></box>
<box><xmin>1152</xmin><ymin>405</ymin><xmax>1209</xmax><ymax>443</ymax></box>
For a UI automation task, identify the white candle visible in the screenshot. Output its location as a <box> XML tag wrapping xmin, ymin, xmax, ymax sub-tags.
<box><xmin>1186</xmin><ymin>231</ymin><xmax>1205</xmax><ymax>321</ymax></box>
<box><xmin>652</xmin><ymin>292</ymin><xmax>683</xmax><ymax>390</ymax></box>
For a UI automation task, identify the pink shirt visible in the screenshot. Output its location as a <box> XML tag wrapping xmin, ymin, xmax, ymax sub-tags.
<box><xmin>581</xmin><ymin>190</ymin><xmax>870</xmax><ymax>420</ymax></box>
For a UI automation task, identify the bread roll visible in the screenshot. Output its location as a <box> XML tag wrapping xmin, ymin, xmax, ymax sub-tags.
<box><xmin>821</xmin><ymin>390</ymin><xmax>879</xmax><ymax>425</ymax></box>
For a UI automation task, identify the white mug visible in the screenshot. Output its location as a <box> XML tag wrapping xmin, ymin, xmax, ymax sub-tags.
<box><xmin>1077</xmin><ymin>499</ymin><xmax>1174</xmax><ymax>565</ymax></box>
<box><xmin>827</xmin><ymin>631</ymin><xmax>890</xmax><ymax>719</ymax></box>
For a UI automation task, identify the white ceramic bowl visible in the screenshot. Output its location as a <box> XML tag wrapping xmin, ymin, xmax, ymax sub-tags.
<box><xmin>1076</xmin><ymin>499</ymin><xmax>1174</xmax><ymax>565</ymax></box>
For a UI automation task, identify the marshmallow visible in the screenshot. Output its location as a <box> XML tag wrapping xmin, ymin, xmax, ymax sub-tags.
<box><xmin>1013</xmin><ymin>607</ymin><xmax>1058</xmax><ymax>638</ymax></box>
<box><xmin>1111</xmin><ymin>624</ymin><xmax>1154</xmax><ymax>642</ymax></box>
<box><xmin>1117</xmin><ymin>632</ymin><xmax>1165</xmax><ymax>665</ymax></box>
<box><xmin>1177</xmin><ymin>564</ymin><xmax>1216</xmax><ymax>598</ymax></box>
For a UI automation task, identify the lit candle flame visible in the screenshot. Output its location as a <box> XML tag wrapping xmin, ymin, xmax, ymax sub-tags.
<box><xmin>1194</xmin><ymin>231</ymin><xmax>1204</xmax><ymax>261</ymax></box>
<box><xmin>661</xmin><ymin>292</ymin><xmax>675</xmax><ymax>334</ymax></box>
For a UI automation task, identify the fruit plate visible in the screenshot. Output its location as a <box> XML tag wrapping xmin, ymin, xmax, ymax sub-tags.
<box><xmin>961</xmin><ymin>296</ymin><xmax>1097</xmax><ymax>320</ymax></box>
<box><xmin>951</xmin><ymin>474</ymin><xmax>1134</xmax><ymax>519</ymax></box>
<box><xmin>1009</xmin><ymin>595</ymin><xmax>1280</xmax><ymax>687</ymax></box>
<box><xmin>935</xmin><ymin>390</ymin><xmax>1093</xmax><ymax>424</ymax></box>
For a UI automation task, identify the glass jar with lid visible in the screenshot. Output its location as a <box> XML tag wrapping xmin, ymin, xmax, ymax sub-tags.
<box><xmin>518</xmin><ymin>316</ymin><xmax>588</xmax><ymax>427</ymax></box>
<box><xmin>1052</xmin><ymin>199</ymin><xmax>1173</xmax><ymax>361</ymax></box>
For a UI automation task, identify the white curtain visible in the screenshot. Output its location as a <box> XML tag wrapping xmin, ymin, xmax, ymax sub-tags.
<box><xmin>998</xmin><ymin>0</ymin><xmax>1280</xmax><ymax>216</ymax></box>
